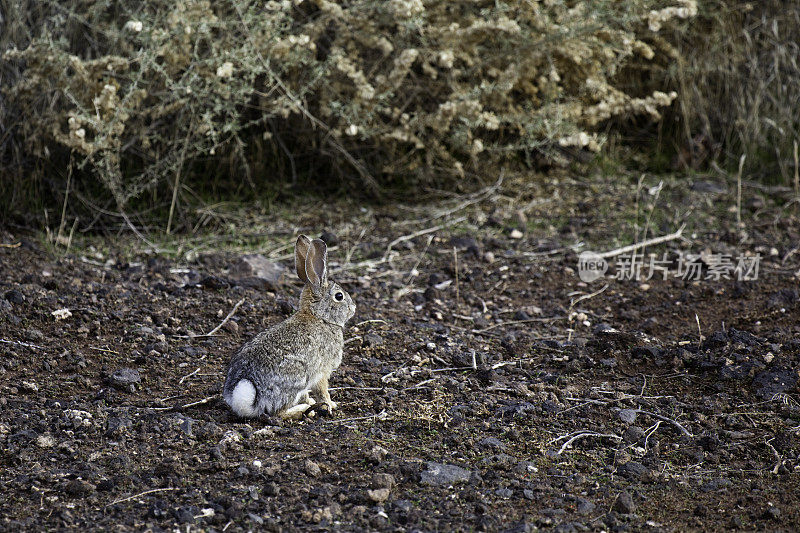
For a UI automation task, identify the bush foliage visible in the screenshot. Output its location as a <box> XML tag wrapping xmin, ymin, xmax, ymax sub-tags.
<box><xmin>2</xmin><ymin>0</ymin><xmax>703</xmax><ymax>224</ymax></box>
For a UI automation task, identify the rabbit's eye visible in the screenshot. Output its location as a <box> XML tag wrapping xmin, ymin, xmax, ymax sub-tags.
<box><xmin>334</xmin><ymin>292</ymin><xmax>344</xmax><ymax>301</ymax></box>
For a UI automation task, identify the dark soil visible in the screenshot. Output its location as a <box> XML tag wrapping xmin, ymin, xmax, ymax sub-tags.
<box><xmin>1</xmin><ymin>176</ymin><xmax>799</xmax><ymax>531</ymax></box>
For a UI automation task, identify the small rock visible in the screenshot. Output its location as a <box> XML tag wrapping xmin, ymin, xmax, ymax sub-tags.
<box><xmin>618</xmin><ymin>461</ymin><xmax>650</xmax><ymax>481</ymax></box>
<box><xmin>495</xmin><ymin>488</ymin><xmax>513</xmax><ymax>498</ymax></box>
<box><xmin>576</xmin><ymin>498</ymin><xmax>595</xmax><ymax>515</ymax></box>
<box><xmin>613</xmin><ymin>491</ymin><xmax>635</xmax><ymax>514</ymax></box>
<box><xmin>304</xmin><ymin>459</ymin><xmax>322</xmax><ymax>477</ymax></box>
<box><xmin>176</xmin><ymin>507</ymin><xmax>195</xmax><ymax>524</ymax></box>
<box><xmin>363</xmin><ymin>332</ymin><xmax>385</xmax><ymax>348</ymax></box>
<box><xmin>21</xmin><ymin>380</ymin><xmax>39</xmax><ymax>392</ymax></box>
<box><xmin>367</xmin><ymin>445</ymin><xmax>388</xmax><ymax>462</ymax></box>
<box><xmin>106</xmin><ymin>417</ymin><xmax>133</xmax><ymax>436</ymax></box>
<box><xmin>367</xmin><ymin>488</ymin><xmax>391</xmax><ymax>503</ymax></box>
<box><xmin>509</xmin><ymin>229</ymin><xmax>524</xmax><ymax>239</ymax></box>
<box><xmin>36</xmin><ymin>435</ymin><xmax>55</xmax><ymax>448</ymax></box>
<box><xmin>372</xmin><ymin>473</ymin><xmax>395</xmax><ymax>489</ymax></box>
<box><xmin>479</xmin><ymin>437</ymin><xmax>507</xmax><ymax>451</ymax></box>
<box><xmin>393</xmin><ymin>500</ymin><xmax>413</xmax><ymax>513</ymax></box>
<box><xmin>618</xmin><ymin>409</ymin><xmax>638</xmax><ymax>424</ymax></box>
<box><xmin>420</xmin><ymin>462</ymin><xmax>472</xmax><ymax>487</ymax></box>
<box><xmin>4</xmin><ymin>289</ymin><xmax>25</xmax><ymax>304</ymax></box>
<box><xmin>320</xmin><ymin>231</ymin><xmax>339</xmax><ymax>246</ymax></box>
<box><xmin>230</xmin><ymin>254</ymin><xmax>286</xmax><ymax>286</ymax></box>
<box><xmin>700</xmin><ymin>477</ymin><xmax>731</xmax><ymax>492</ymax></box>
<box><xmin>199</xmin><ymin>275</ymin><xmax>230</xmax><ymax>290</ymax></box>
<box><xmin>65</xmin><ymin>479</ymin><xmax>95</xmax><ymax>496</ymax></box>
<box><xmin>24</xmin><ymin>328</ymin><xmax>44</xmax><ymax>342</ymax></box>
<box><xmin>110</xmin><ymin>368</ymin><xmax>141</xmax><ymax>389</ymax></box>
<box><xmin>623</xmin><ymin>426</ymin><xmax>646</xmax><ymax>444</ymax></box>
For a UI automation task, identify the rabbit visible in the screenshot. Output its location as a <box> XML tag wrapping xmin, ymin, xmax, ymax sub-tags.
<box><xmin>222</xmin><ymin>235</ymin><xmax>356</xmax><ymax>419</ymax></box>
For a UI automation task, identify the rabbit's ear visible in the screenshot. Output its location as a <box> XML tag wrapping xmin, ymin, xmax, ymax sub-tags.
<box><xmin>310</xmin><ymin>238</ymin><xmax>328</xmax><ymax>286</ymax></box>
<box><xmin>295</xmin><ymin>235</ymin><xmax>312</xmax><ymax>284</ymax></box>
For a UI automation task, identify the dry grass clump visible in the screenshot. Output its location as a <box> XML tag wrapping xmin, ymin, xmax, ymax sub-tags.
<box><xmin>621</xmin><ymin>1</ymin><xmax>800</xmax><ymax>180</ymax></box>
<box><xmin>2</xmin><ymin>0</ymin><xmax>695</xmax><ymax>227</ymax></box>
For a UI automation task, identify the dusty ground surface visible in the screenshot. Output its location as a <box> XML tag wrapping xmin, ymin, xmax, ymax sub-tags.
<box><xmin>1</xmin><ymin>172</ymin><xmax>800</xmax><ymax>531</ymax></box>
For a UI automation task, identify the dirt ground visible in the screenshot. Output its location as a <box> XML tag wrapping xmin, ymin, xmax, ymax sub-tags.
<box><xmin>1</xmin><ymin>172</ymin><xmax>799</xmax><ymax>531</ymax></box>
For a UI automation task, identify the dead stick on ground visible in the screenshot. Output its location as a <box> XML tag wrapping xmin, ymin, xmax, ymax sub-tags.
<box><xmin>175</xmin><ymin>298</ymin><xmax>245</xmax><ymax>338</ymax></box>
<box><xmin>326</xmin><ymin>409</ymin><xmax>388</xmax><ymax>425</ymax></box>
<box><xmin>384</xmin><ymin>217</ymin><xmax>467</xmax><ymax>257</ymax></box>
<box><xmin>152</xmin><ymin>395</ymin><xmax>216</xmax><ymax>412</ymax></box>
<box><xmin>552</xmin><ymin>432</ymin><xmax>623</xmax><ymax>455</ymax></box>
<box><xmin>0</xmin><ymin>242</ymin><xmax>21</xmax><ymax>248</ymax></box>
<box><xmin>0</xmin><ymin>338</ymin><xmax>45</xmax><ymax>350</ymax></box>
<box><xmin>793</xmin><ymin>139</ymin><xmax>799</xmax><ymax>199</ymax></box>
<box><xmin>107</xmin><ymin>487</ymin><xmax>179</xmax><ymax>507</ymax></box>
<box><xmin>598</xmin><ymin>225</ymin><xmax>686</xmax><ymax>259</ymax></box>
<box><xmin>178</xmin><ymin>367</ymin><xmax>201</xmax><ymax>385</ymax></box>
<box><xmin>633</xmin><ymin>409</ymin><xmax>693</xmax><ymax>438</ymax></box>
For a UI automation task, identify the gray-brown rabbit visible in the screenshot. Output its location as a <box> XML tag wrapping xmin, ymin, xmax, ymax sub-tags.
<box><xmin>223</xmin><ymin>235</ymin><xmax>356</xmax><ymax>419</ymax></box>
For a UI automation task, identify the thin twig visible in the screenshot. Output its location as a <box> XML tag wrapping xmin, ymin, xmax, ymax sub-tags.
<box><xmin>736</xmin><ymin>154</ymin><xmax>746</xmax><ymax>227</ymax></box>
<box><xmin>89</xmin><ymin>346</ymin><xmax>119</xmax><ymax>355</ymax></box>
<box><xmin>178</xmin><ymin>367</ymin><xmax>201</xmax><ymax>385</ymax></box>
<box><xmin>764</xmin><ymin>438</ymin><xmax>783</xmax><ymax>475</ymax></box>
<box><xmin>107</xmin><ymin>487</ymin><xmax>179</xmax><ymax>507</ymax></box>
<box><xmin>174</xmin><ymin>298</ymin><xmax>245</xmax><ymax>338</ymax></box>
<box><xmin>385</xmin><ymin>217</ymin><xmax>467</xmax><ymax>257</ymax></box>
<box><xmin>0</xmin><ymin>338</ymin><xmax>45</xmax><ymax>350</ymax></box>
<box><xmin>633</xmin><ymin>409</ymin><xmax>693</xmax><ymax>438</ymax></box>
<box><xmin>0</xmin><ymin>242</ymin><xmax>21</xmax><ymax>248</ymax></box>
<box><xmin>793</xmin><ymin>139</ymin><xmax>799</xmax><ymax>199</ymax></box>
<box><xmin>151</xmin><ymin>395</ymin><xmax>217</xmax><ymax>412</ymax></box>
<box><xmin>550</xmin><ymin>432</ymin><xmax>622</xmax><ymax>455</ymax></box>
<box><xmin>326</xmin><ymin>409</ymin><xmax>388</xmax><ymax>424</ymax></box>
<box><xmin>597</xmin><ymin>225</ymin><xmax>685</xmax><ymax>259</ymax></box>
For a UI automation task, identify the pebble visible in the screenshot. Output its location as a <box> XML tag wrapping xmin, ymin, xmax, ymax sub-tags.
<box><xmin>509</xmin><ymin>229</ymin><xmax>524</xmax><ymax>239</ymax></box>
<box><xmin>372</xmin><ymin>473</ymin><xmax>395</xmax><ymax>489</ymax></box>
<box><xmin>4</xmin><ymin>289</ymin><xmax>25</xmax><ymax>304</ymax></box>
<box><xmin>320</xmin><ymin>231</ymin><xmax>339</xmax><ymax>246</ymax></box>
<box><xmin>420</xmin><ymin>462</ymin><xmax>472</xmax><ymax>487</ymax></box>
<box><xmin>21</xmin><ymin>380</ymin><xmax>39</xmax><ymax>392</ymax></box>
<box><xmin>479</xmin><ymin>437</ymin><xmax>507</xmax><ymax>451</ymax></box>
<box><xmin>618</xmin><ymin>409</ymin><xmax>638</xmax><ymax>424</ymax></box>
<box><xmin>613</xmin><ymin>491</ymin><xmax>635</xmax><ymax>514</ymax></box>
<box><xmin>367</xmin><ymin>488</ymin><xmax>391</xmax><ymax>503</ymax></box>
<box><xmin>36</xmin><ymin>435</ymin><xmax>55</xmax><ymax>448</ymax></box>
<box><xmin>304</xmin><ymin>459</ymin><xmax>322</xmax><ymax>477</ymax></box>
<box><xmin>576</xmin><ymin>498</ymin><xmax>595</xmax><ymax>515</ymax></box>
<box><xmin>367</xmin><ymin>445</ymin><xmax>388</xmax><ymax>462</ymax></box>
<box><xmin>363</xmin><ymin>332</ymin><xmax>385</xmax><ymax>348</ymax></box>
<box><xmin>25</xmin><ymin>328</ymin><xmax>44</xmax><ymax>342</ymax></box>
<box><xmin>110</xmin><ymin>368</ymin><xmax>141</xmax><ymax>389</ymax></box>
<box><xmin>618</xmin><ymin>461</ymin><xmax>650</xmax><ymax>480</ymax></box>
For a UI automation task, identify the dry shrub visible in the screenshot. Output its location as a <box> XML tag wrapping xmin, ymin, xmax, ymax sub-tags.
<box><xmin>1</xmin><ymin>0</ymin><xmax>696</xmax><ymax>226</ymax></box>
<box><xmin>622</xmin><ymin>1</ymin><xmax>800</xmax><ymax>180</ymax></box>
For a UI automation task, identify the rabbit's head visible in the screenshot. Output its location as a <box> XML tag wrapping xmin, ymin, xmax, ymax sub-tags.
<box><xmin>295</xmin><ymin>235</ymin><xmax>356</xmax><ymax>327</ymax></box>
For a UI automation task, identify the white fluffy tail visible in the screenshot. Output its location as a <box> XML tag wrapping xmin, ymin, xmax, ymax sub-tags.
<box><xmin>228</xmin><ymin>379</ymin><xmax>259</xmax><ymax>417</ymax></box>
